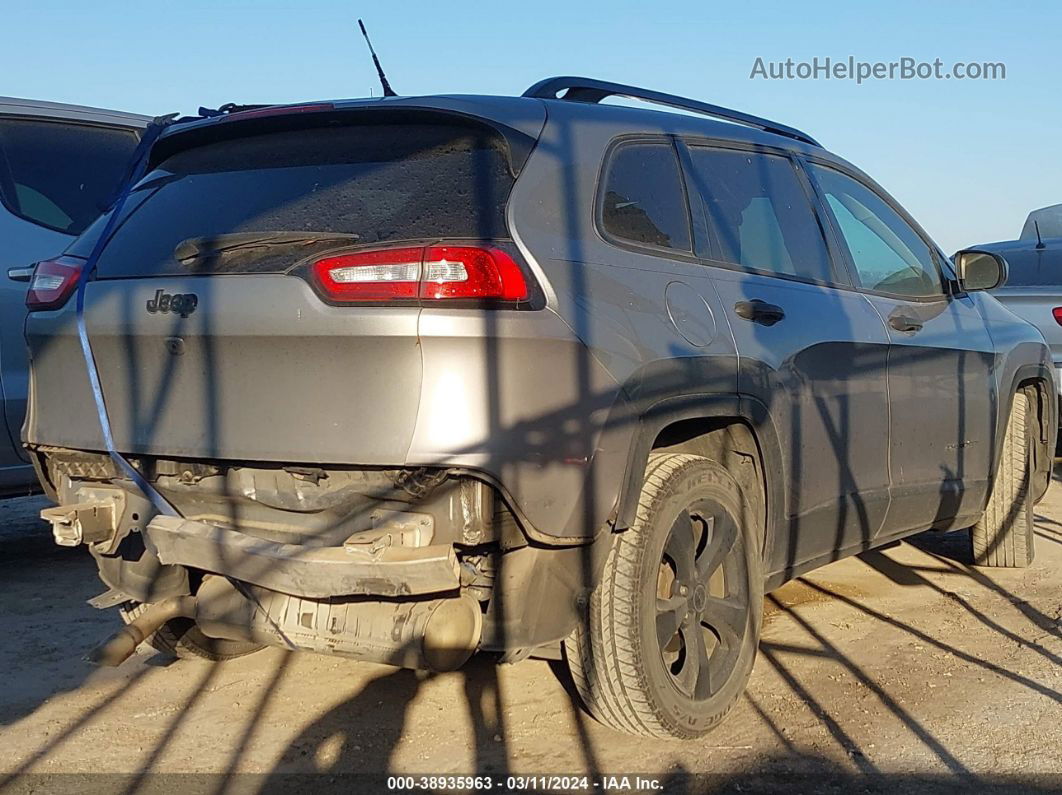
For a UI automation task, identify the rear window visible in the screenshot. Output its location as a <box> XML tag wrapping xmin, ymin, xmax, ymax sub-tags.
<box><xmin>0</xmin><ymin>118</ymin><xmax>139</xmax><ymax>235</ymax></box>
<box><xmin>90</xmin><ymin>122</ymin><xmax>515</xmax><ymax>278</ymax></box>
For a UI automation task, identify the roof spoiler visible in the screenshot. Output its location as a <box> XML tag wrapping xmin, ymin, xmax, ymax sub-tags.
<box><xmin>146</xmin><ymin>103</ymin><xmax>541</xmax><ymax>176</ymax></box>
<box><xmin>523</xmin><ymin>76</ymin><xmax>820</xmax><ymax>147</ymax></box>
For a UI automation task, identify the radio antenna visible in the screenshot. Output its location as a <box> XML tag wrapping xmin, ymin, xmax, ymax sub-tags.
<box><xmin>357</xmin><ymin>19</ymin><xmax>397</xmax><ymax>97</ymax></box>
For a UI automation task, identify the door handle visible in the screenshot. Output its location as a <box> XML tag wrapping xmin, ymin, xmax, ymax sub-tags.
<box><xmin>734</xmin><ymin>299</ymin><xmax>785</xmax><ymax>326</ymax></box>
<box><xmin>7</xmin><ymin>266</ymin><xmax>34</xmax><ymax>283</ymax></box>
<box><xmin>888</xmin><ymin>313</ymin><xmax>923</xmax><ymax>333</ymax></box>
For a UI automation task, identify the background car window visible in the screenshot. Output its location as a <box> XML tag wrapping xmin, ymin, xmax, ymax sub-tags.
<box><xmin>686</xmin><ymin>146</ymin><xmax>834</xmax><ymax>283</ymax></box>
<box><xmin>1021</xmin><ymin>203</ymin><xmax>1062</xmax><ymax>240</ymax></box>
<box><xmin>601</xmin><ymin>143</ymin><xmax>691</xmax><ymax>252</ymax></box>
<box><xmin>808</xmin><ymin>164</ymin><xmax>944</xmax><ymax>298</ymax></box>
<box><xmin>0</xmin><ymin>118</ymin><xmax>139</xmax><ymax>235</ymax></box>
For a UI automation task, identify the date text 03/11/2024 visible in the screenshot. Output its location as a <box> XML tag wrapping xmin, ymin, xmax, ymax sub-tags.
<box><xmin>386</xmin><ymin>775</ymin><xmax>664</xmax><ymax>791</ymax></box>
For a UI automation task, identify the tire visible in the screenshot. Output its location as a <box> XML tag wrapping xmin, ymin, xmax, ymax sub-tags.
<box><xmin>566</xmin><ymin>453</ymin><xmax>763</xmax><ymax>739</ymax></box>
<box><xmin>119</xmin><ymin>601</ymin><xmax>264</xmax><ymax>662</ymax></box>
<box><xmin>971</xmin><ymin>390</ymin><xmax>1036</xmax><ymax>567</ymax></box>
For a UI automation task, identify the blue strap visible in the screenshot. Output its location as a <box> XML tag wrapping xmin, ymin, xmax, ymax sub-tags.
<box><xmin>72</xmin><ymin>110</ymin><xmax>300</xmax><ymax>647</ymax></box>
<box><xmin>75</xmin><ymin>117</ymin><xmax>179</xmax><ymax>517</ymax></box>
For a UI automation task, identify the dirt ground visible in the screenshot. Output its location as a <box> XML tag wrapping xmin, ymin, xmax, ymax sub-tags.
<box><xmin>1</xmin><ymin>477</ymin><xmax>1060</xmax><ymax>794</ymax></box>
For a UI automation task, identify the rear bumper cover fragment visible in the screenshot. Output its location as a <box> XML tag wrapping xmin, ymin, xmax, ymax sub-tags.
<box><xmin>143</xmin><ymin>515</ymin><xmax>460</xmax><ymax>598</ymax></box>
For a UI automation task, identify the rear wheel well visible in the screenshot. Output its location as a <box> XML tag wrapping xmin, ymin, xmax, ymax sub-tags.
<box><xmin>1017</xmin><ymin>377</ymin><xmax>1049</xmax><ymax>435</ymax></box>
<box><xmin>650</xmin><ymin>418</ymin><xmax>767</xmax><ymax>556</ymax></box>
<box><xmin>1016</xmin><ymin>377</ymin><xmax>1051</xmax><ymax>502</ymax></box>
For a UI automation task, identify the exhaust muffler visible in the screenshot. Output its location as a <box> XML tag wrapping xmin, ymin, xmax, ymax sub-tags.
<box><xmin>87</xmin><ymin>578</ymin><xmax>482</xmax><ymax>672</ymax></box>
<box><xmin>195</xmin><ymin>577</ymin><xmax>482</xmax><ymax>672</ymax></box>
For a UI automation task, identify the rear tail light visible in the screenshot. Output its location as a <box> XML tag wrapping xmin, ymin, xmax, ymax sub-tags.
<box><xmin>26</xmin><ymin>256</ymin><xmax>85</xmax><ymax>311</ymax></box>
<box><xmin>311</xmin><ymin>245</ymin><xmax>531</xmax><ymax>304</ymax></box>
<box><xmin>1053</xmin><ymin>307</ymin><xmax>1062</xmax><ymax>327</ymax></box>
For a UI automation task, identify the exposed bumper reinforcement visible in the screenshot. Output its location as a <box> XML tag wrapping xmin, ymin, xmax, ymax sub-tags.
<box><xmin>143</xmin><ymin>516</ymin><xmax>461</xmax><ymax>598</ymax></box>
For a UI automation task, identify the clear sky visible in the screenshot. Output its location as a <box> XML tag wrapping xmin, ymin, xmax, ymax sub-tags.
<box><xmin>3</xmin><ymin>0</ymin><xmax>1059</xmax><ymax>252</ymax></box>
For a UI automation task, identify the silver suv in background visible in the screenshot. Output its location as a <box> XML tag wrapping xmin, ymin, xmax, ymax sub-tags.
<box><xmin>24</xmin><ymin>79</ymin><xmax>1056</xmax><ymax>739</ymax></box>
<box><xmin>0</xmin><ymin>97</ymin><xmax>146</xmax><ymax>495</ymax></box>
<box><xmin>971</xmin><ymin>204</ymin><xmax>1062</xmax><ymax>427</ymax></box>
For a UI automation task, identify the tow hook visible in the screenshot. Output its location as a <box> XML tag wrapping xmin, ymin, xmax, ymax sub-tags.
<box><xmin>41</xmin><ymin>500</ymin><xmax>120</xmax><ymax>547</ymax></box>
<box><xmin>40</xmin><ymin>488</ymin><xmax>145</xmax><ymax>553</ymax></box>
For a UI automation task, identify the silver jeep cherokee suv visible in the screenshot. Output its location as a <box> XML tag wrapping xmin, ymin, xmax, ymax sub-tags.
<box><xmin>23</xmin><ymin>78</ymin><xmax>1056</xmax><ymax>739</ymax></box>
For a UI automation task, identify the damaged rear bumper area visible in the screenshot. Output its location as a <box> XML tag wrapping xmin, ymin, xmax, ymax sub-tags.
<box><xmin>35</xmin><ymin>448</ymin><xmax>607</xmax><ymax>671</ymax></box>
<box><xmin>144</xmin><ymin>515</ymin><xmax>462</xmax><ymax>599</ymax></box>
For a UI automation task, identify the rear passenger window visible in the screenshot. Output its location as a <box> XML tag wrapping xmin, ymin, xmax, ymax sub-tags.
<box><xmin>0</xmin><ymin>119</ymin><xmax>139</xmax><ymax>235</ymax></box>
<box><xmin>601</xmin><ymin>142</ymin><xmax>691</xmax><ymax>253</ymax></box>
<box><xmin>686</xmin><ymin>146</ymin><xmax>835</xmax><ymax>283</ymax></box>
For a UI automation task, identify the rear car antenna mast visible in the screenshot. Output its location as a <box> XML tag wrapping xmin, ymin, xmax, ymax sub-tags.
<box><xmin>357</xmin><ymin>19</ymin><xmax>397</xmax><ymax>97</ymax></box>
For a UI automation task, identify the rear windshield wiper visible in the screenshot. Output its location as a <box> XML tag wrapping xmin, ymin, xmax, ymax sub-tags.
<box><xmin>174</xmin><ymin>231</ymin><xmax>361</xmax><ymax>265</ymax></box>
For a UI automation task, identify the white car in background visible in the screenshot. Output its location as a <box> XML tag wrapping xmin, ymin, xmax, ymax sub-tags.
<box><xmin>971</xmin><ymin>203</ymin><xmax>1062</xmax><ymax>442</ymax></box>
<box><xmin>0</xmin><ymin>97</ymin><xmax>147</xmax><ymax>495</ymax></box>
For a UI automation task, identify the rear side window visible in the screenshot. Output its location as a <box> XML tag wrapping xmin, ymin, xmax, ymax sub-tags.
<box><xmin>0</xmin><ymin>118</ymin><xmax>139</xmax><ymax>235</ymax></box>
<box><xmin>92</xmin><ymin>122</ymin><xmax>516</xmax><ymax>278</ymax></box>
<box><xmin>685</xmin><ymin>146</ymin><xmax>834</xmax><ymax>283</ymax></box>
<box><xmin>600</xmin><ymin>142</ymin><xmax>691</xmax><ymax>253</ymax></box>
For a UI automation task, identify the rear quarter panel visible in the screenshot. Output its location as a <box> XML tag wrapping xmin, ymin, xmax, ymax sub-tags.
<box><xmin>501</xmin><ymin>103</ymin><xmax>739</xmax><ymax>540</ymax></box>
<box><xmin>975</xmin><ymin>290</ymin><xmax>1058</xmax><ymax>459</ymax></box>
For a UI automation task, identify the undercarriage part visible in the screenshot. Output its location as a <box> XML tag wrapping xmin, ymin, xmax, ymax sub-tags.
<box><xmin>352</xmin><ymin>509</ymin><xmax>435</xmax><ymax>547</ymax></box>
<box><xmin>195</xmin><ymin>576</ymin><xmax>482</xmax><ymax>671</ymax></box>
<box><xmin>91</xmin><ymin>532</ymin><xmax>190</xmax><ymax>605</ymax></box>
<box><xmin>87</xmin><ymin>595</ymin><xmax>196</xmax><ymax>666</ymax></box>
<box><xmin>479</xmin><ymin>529</ymin><xmax>614</xmax><ymax>653</ymax></box>
<box><xmin>39</xmin><ymin>447</ymin><xmax>510</xmax><ymax>548</ymax></box>
<box><xmin>42</xmin><ymin>500</ymin><xmax>118</xmax><ymax>547</ymax></box>
<box><xmin>38</xmin><ymin>446</ymin><xmax>119</xmax><ymax>483</ymax></box>
<box><xmin>143</xmin><ymin>515</ymin><xmax>462</xmax><ymax>598</ymax></box>
<box><xmin>40</xmin><ymin>485</ymin><xmax>155</xmax><ymax>554</ymax></box>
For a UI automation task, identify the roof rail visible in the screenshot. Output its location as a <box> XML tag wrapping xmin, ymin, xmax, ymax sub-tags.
<box><xmin>522</xmin><ymin>76</ymin><xmax>820</xmax><ymax>147</ymax></box>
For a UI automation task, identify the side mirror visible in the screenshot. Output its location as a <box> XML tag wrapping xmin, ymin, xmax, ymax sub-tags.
<box><xmin>954</xmin><ymin>249</ymin><xmax>1008</xmax><ymax>292</ymax></box>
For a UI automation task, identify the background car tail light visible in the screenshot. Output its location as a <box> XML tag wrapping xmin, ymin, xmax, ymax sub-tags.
<box><xmin>26</xmin><ymin>256</ymin><xmax>85</xmax><ymax>311</ymax></box>
<box><xmin>312</xmin><ymin>245</ymin><xmax>531</xmax><ymax>304</ymax></box>
<box><xmin>1053</xmin><ymin>307</ymin><xmax>1062</xmax><ymax>326</ymax></box>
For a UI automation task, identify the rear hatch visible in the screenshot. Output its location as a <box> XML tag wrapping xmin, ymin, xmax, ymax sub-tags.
<box><xmin>25</xmin><ymin>104</ymin><xmax>542</xmax><ymax>463</ymax></box>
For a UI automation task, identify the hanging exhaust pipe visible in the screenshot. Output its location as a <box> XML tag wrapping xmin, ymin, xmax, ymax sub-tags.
<box><xmin>86</xmin><ymin>595</ymin><xmax>196</xmax><ymax>667</ymax></box>
<box><xmin>85</xmin><ymin>580</ymin><xmax>482</xmax><ymax>672</ymax></box>
<box><xmin>195</xmin><ymin>577</ymin><xmax>482</xmax><ymax>672</ymax></box>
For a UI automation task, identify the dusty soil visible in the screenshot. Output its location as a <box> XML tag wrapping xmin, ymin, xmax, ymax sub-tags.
<box><xmin>0</xmin><ymin>482</ymin><xmax>1060</xmax><ymax>794</ymax></box>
